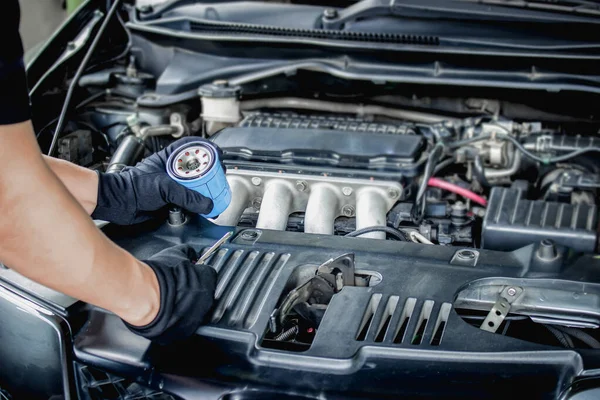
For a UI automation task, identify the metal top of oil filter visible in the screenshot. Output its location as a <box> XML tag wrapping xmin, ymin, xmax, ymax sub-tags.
<box><xmin>170</xmin><ymin>143</ymin><xmax>214</xmax><ymax>179</ymax></box>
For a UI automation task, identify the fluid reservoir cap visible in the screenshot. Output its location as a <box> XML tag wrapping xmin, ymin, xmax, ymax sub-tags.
<box><xmin>198</xmin><ymin>81</ymin><xmax>241</xmax><ymax>98</ymax></box>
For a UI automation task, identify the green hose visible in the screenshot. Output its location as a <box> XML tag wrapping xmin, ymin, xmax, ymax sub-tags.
<box><xmin>66</xmin><ymin>0</ymin><xmax>85</xmax><ymax>14</ymax></box>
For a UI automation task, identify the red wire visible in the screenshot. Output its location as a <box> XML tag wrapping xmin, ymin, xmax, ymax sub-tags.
<box><xmin>427</xmin><ymin>177</ymin><xmax>488</xmax><ymax>207</ymax></box>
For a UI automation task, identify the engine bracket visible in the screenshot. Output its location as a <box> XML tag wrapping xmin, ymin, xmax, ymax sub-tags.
<box><xmin>480</xmin><ymin>286</ymin><xmax>523</xmax><ymax>333</ymax></box>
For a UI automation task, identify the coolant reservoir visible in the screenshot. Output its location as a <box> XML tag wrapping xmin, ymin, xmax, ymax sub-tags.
<box><xmin>199</xmin><ymin>80</ymin><xmax>242</xmax><ymax>135</ymax></box>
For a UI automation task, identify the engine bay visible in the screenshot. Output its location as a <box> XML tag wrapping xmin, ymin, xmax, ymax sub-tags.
<box><xmin>34</xmin><ymin>41</ymin><xmax>600</xmax><ymax>252</ymax></box>
<box><xmin>10</xmin><ymin>1</ymin><xmax>600</xmax><ymax>398</ymax></box>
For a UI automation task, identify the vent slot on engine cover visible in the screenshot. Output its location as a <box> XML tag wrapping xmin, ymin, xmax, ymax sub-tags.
<box><xmin>356</xmin><ymin>294</ymin><xmax>383</xmax><ymax>341</ymax></box>
<box><xmin>411</xmin><ymin>300</ymin><xmax>434</xmax><ymax>345</ymax></box>
<box><xmin>374</xmin><ymin>296</ymin><xmax>400</xmax><ymax>342</ymax></box>
<box><xmin>430</xmin><ymin>303</ymin><xmax>452</xmax><ymax>346</ymax></box>
<box><xmin>354</xmin><ymin>297</ymin><xmax>451</xmax><ymax>346</ymax></box>
<box><xmin>393</xmin><ymin>297</ymin><xmax>417</xmax><ymax>344</ymax></box>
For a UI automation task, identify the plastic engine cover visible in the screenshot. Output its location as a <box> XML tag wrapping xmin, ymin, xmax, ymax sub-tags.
<box><xmin>482</xmin><ymin>187</ymin><xmax>598</xmax><ymax>252</ymax></box>
<box><xmin>211</xmin><ymin>126</ymin><xmax>424</xmax><ymax>171</ymax></box>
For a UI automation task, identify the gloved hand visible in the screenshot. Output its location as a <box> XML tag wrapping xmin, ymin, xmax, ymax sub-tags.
<box><xmin>92</xmin><ymin>137</ymin><xmax>220</xmax><ymax>225</ymax></box>
<box><xmin>124</xmin><ymin>244</ymin><xmax>217</xmax><ymax>344</ymax></box>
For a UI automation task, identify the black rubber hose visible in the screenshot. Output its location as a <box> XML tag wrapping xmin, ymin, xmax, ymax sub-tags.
<box><xmin>473</xmin><ymin>154</ymin><xmax>490</xmax><ymax>187</ymax></box>
<box><xmin>412</xmin><ymin>142</ymin><xmax>445</xmax><ymax>223</ymax></box>
<box><xmin>106</xmin><ymin>135</ymin><xmax>146</xmax><ymax>173</ymax></box>
<box><xmin>48</xmin><ymin>0</ymin><xmax>122</xmax><ymax>156</ymax></box>
<box><xmin>555</xmin><ymin>326</ymin><xmax>600</xmax><ymax>349</ymax></box>
<box><xmin>545</xmin><ymin>325</ymin><xmax>573</xmax><ymax>348</ymax></box>
<box><xmin>345</xmin><ymin>226</ymin><xmax>407</xmax><ymax>241</ymax></box>
<box><xmin>432</xmin><ymin>157</ymin><xmax>455</xmax><ymax>176</ymax></box>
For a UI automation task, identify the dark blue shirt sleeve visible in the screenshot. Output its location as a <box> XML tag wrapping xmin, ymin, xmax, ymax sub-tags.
<box><xmin>0</xmin><ymin>0</ymin><xmax>31</xmax><ymax>125</ymax></box>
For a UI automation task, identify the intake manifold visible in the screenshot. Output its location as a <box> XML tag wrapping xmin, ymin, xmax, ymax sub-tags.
<box><xmin>214</xmin><ymin>170</ymin><xmax>402</xmax><ymax>239</ymax></box>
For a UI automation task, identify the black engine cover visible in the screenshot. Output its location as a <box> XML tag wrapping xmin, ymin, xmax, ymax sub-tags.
<box><xmin>211</xmin><ymin>124</ymin><xmax>424</xmax><ymax>173</ymax></box>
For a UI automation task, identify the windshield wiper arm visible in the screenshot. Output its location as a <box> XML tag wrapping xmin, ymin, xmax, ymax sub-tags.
<box><xmin>319</xmin><ymin>0</ymin><xmax>600</xmax><ymax>30</ymax></box>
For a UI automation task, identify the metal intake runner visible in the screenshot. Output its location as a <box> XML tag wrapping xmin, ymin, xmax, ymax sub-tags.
<box><xmin>214</xmin><ymin>170</ymin><xmax>403</xmax><ymax>239</ymax></box>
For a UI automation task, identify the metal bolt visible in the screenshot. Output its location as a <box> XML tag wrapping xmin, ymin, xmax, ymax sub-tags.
<box><xmin>213</xmin><ymin>79</ymin><xmax>229</xmax><ymax>87</ymax></box>
<box><xmin>342</xmin><ymin>187</ymin><xmax>353</xmax><ymax>196</ymax></box>
<box><xmin>296</xmin><ymin>180</ymin><xmax>308</xmax><ymax>192</ymax></box>
<box><xmin>252</xmin><ymin>198</ymin><xmax>263</xmax><ymax>209</ymax></box>
<box><xmin>387</xmin><ymin>187</ymin><xmax>400</xmax><ymax>199</ymax></box>
<box><xmin>323</xmin><ymin>8</ymin><xmax>338</xmax><ymax>19</ymax></box>
<box><xmin>457</xmin><ymin>249</ymin><xmax>476</xmax><ymax>260</ymax></box>
<box><xmin>342</xmin><ymin>205</ymin><xmax>355</xmax><ymax>217</ymax></box>
<box><xmin>139</xmin><ymin>5</ymin><xmax>153</xmax><ymax>13</ymax></box>
<box><xmin>241</xmin><ymin>230</ymin><xmax>259</xmax><ymax>240</ymax></box>
<box><xmin>67</xmin><ymin>41</ymin><xmax>76</xmax><ymax>51</ymax></box>
<box><xmin>507</xmin><ymin>287</ymin><xmax>517</xmax><ymax>297</ymax></box>
<box><xmin>251</xmin><ymin>177</ymin><xmax>262</xmax><ymax>186</ymax></box>
<box><xmin>168</xmin><ymin>207</ymin><xmax>186</xmax><ymax>226</ymax></box>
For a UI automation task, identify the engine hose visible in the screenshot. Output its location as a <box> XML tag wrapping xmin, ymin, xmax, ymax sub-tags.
<box><xmin>554</xmin><ymin>326</ymin><xmax>600</xmax><ymax>349</ymax></box>
<box><xmin>106</xmin><ymin>135</ymin><xmax>145</xmax><ymax>173</ymax></box>
<box><xmin>545</xmin><ymin>325</ymin><xmax>573</xmax><ymax>348</ymax></box>
<box><xmin>345</xmin><ymin>226</ymin><xmax>407</xmax><ymax>241</ymax></box>
<box><xmin>427</xmin><ymin>177</ymin><xmax>488</xmax><ymax>207</ymax></box>
<box><xmin>412</xmin><ymin>142</ymin><xmax>445</xmax><ymax>223</ymax></box>
<box><xmin>473</xmin><ymin>155</ymin><xmax>490</xmax><ymax>187</ymax></box>
<box><xmin>432</xmin><ymin>157</ymin><xmax>455</xmax><ymax>176</ymax></box>
<box><xmin>484</xmin><ymin>152</ymin><xmax>522</xmax><ymax>180</ymax></box>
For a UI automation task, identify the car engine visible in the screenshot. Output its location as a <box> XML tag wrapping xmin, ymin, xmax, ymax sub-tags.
<box><xmin>8</xmin><ymin>1</ymin><xmax>600</xmax><ymax>399</ymax></box>
<box><xmin>39</xmin><ymin>62</ymin><xmax>600</xmax><ymax>252</ymax></box>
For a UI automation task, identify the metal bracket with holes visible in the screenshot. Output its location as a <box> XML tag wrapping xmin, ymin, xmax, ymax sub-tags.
<box><xmin>480</xmin><ymin>286</ymin><xmax>524</xmax><ymax>333</ymax></box>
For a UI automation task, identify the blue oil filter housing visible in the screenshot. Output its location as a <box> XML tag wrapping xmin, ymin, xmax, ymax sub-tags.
<box><xmin>166</xmin><ymin>141</ymin><xmax>231</xmax><ymax>218</ymax></box>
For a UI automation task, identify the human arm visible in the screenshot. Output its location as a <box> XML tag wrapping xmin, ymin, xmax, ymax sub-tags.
<box><xmin>3</xmin><ymin>127</ymin><xmax>218</xmax><ymax>342</ymax></box>
<box><xmin>0</xmin><ymin>0</ymin><xmax>217</xmax><ymax>343</ymax></box>
<box><xmin>0</xmin><ymin>0</ymin><xmax>158</xmax><ymax>326</ymax></box>
<box><xmin>42</xmin><ymin>155</ymin><xmax>99</xmax><ymax>214</ymax></box>
<box><xmin>42</xmin><ymin>136</ymin><xmax>216</xmax><ymax>223</ymax></box>
<box><xmin>0</xmin><ymin>122</ymin><xmax>160</xmax><ymax>326</ymax></box>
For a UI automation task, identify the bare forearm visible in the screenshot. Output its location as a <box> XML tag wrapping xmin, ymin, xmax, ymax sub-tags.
<box><xmin>0</xmin><ymin>122</ymin><xmax>158</xmax><ymax>325</ymax></box>
<box><xmin>42</xmin><ymin>155</ymin><xmax>98</xmax><ymax>214</ymax></box>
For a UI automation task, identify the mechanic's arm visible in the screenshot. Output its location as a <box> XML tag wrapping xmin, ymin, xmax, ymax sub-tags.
<box><xmin>0</xmin><ymin>0</ymin><xmax>218</xmax><ymax>345</ymax></box>
<box><xmin>41</xmin><ymin>136</ymin><xmax>215</xmax><ymax>224</ymax></box>
<box><xmin>0</xmin><ymin>122</ymin><xmax>160</xmax><ymax>327</ymax></box>
<box><xmin>43</xmin><ymin>155</ymin><xmax>99</xmax><ymax>214</ymax></box>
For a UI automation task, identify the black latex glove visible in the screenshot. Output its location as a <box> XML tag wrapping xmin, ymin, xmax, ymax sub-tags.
<box><xmin>124</xmin><ymin>244</ymin><xmax>217</xmax><ymax>345</ymax></box>
<box><xmin>92</xmin><ymin>137</ymin><xmax>219</xmax><ymax>225</ymax></box>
